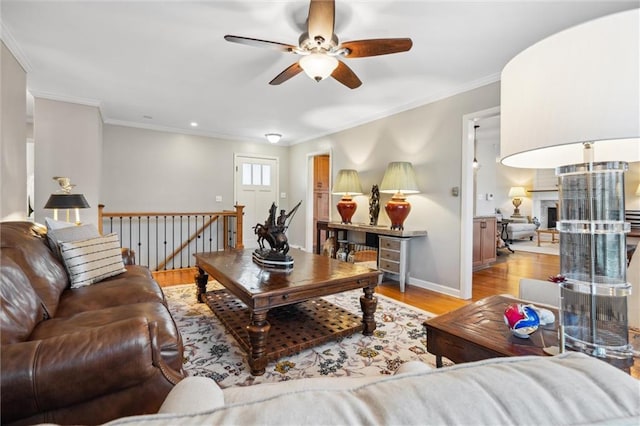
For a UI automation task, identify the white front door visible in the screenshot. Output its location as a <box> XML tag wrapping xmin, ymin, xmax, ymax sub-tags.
<box><xmin>235</xmin><ymin>155</ymin><xmax>279</xmax><ymax>249</ymax></box>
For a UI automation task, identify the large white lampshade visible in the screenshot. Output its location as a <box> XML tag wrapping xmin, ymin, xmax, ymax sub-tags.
<box><xmin>500</xmin><ymin>9</ymin><xmax>640</xmax><ymax>362</ymax></box>
<box><xmin>501</xmin><ymin>9</ymin><xmax>640</xmax><ymax>168</ymax></box>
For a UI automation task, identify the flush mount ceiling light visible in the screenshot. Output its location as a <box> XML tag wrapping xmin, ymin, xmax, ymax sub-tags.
<box><xmin>190</xmin><ymin>122</ymin><xmax>198</xmax><ymax>127</ymax></box>
<box><xmin>265</xmin><ymin>133</ymin><xmax>282</xmax><ymax>144</ymax></box>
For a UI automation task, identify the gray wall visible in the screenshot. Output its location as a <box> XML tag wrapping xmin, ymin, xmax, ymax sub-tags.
<box><xmin>288</xmin><ymin>82</ymin><xmax>501</xmax><ymax>295</ymax></box>
<box><xmin>33</xmin><ymin>98</ymin><xmax>103</xmax><ymax>226</ymax></box>
<box><xmin>1</xmin><ymin>41</ymin><xmax>27</xmax><ymax>220</ymax></box>
<box><xmin>101</xmin><ymin>124</ymin><xmax>290</xmax><ymax>213</ymax></box>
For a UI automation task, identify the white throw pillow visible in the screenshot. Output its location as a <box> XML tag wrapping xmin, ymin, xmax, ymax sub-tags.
<box><xmin>60</xmin><ymin>233</ymin><xmax>126</xmax><ymax>288</ymax></box>
<box><xmin>45</xmin><ymin>217</ymin><xmax>76</xmax><ymax>230</ymax></box>
<box><xmin>47</xmin><ymin>223</ymin><xmax>101</xmax><ymax>260</ymax></box>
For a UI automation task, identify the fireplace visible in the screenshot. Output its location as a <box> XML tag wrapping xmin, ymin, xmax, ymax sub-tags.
<box><xmin>536</xmin><ymin>199</ymin><xmax>559</xmax><ymax>229</ymax></box>
<box><xmin>547</xmin><ymin>207</ymin><xmax>557</xmax><ymax>229</ymax></box>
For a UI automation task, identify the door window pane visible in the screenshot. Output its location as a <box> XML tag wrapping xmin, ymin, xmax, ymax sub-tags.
<box><xmin>262</xmin><ymin>165</ymin><xmax>271</xmax><ymax>186</ymax></box>
<box><xmin>242</xmin><ymin>164</ymin><xmax>252</xmax><ymax>185</ymax></box>
<box><xmin>252</xmin><ymin>164</ymin><xmax>261</xmax><ymax>185</ymax></box>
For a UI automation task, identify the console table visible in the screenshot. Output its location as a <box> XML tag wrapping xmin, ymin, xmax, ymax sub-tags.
<box><xmin>325</xmin><ymin>222</ymin><xmax>427</xmax><ymax>292</ymax></box>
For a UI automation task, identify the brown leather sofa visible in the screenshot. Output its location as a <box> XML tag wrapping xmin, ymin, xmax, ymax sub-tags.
<box><xmin>0</xmin><ymin>221</ymin><xmax>186</xmax><ymax>425</ymax></box>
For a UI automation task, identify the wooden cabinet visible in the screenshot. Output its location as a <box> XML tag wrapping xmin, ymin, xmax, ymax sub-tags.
<box><xmin>473</xmin><ymin>216</ymin><xmax>497</xmax><ymax>269</ymax></box>
<box><xmin>315</xmin><ymin>191</ymin><xmax>330</xmax><ymax>221</ymax></box>
<box><xmin>313</xmin><ymin>155</ymin><xmax>330</xmax><ymax>191</ymax></box>
<box><xmin>313</xmin><ymin>155</ymin><xmax>331</xmax><ymax>251</ymax></box>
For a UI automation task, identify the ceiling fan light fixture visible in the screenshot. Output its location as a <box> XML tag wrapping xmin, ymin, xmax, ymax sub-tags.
<box><xmin>299</xmin><ymin>53</ymin><xmax>338</xmax><ymax>82</ymax></box>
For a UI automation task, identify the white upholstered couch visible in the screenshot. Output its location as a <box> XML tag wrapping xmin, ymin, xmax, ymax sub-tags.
<box><xmin>505</xmin><ymin>217</ymin><xmax>538</xmax><ymax>243</ymax></box>
<box><xmin>98</xmin><ymin>352</ymin><xmax>640</xmax><ymax>426</ymax></box>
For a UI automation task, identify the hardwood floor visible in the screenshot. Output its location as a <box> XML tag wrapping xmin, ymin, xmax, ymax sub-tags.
<box><xmin>153</xmin><ymin>251</ymin><xmax>559</xmax><ymax>316</ymax></box>
<box><xmin>377</xmin><ymin>251</ymin><xmax>559</xmax><ymax>315</ymax></box>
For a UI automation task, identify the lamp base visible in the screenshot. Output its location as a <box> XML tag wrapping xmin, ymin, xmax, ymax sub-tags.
<box><xmin>512</xmin><ymin>198</ymin><xmax>522</xmax><ymax>217</ymax></box>
<box><xmin>385</xmin><ymin>194</ymin><xmax>411</xmax><ymax>231</ymax></box>
<box><xmin>336</xmin><ymin>197</ymin><xmax>357</xmax><ymax>224</ymax></box>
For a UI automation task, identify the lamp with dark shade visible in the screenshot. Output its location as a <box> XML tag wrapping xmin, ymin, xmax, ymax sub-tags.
<box><xmin>379</xmin><ymin>162</ymin><xmax>420</xmax><ymax>230</ymax></box>
<box><xmin>501</xmin><ymin>9</ymin><xmax>639</xmax><ymax>361</ymax></box>
<box><xmin>332</xmin><ymin>169</ymin><xmax>363</xmax><ymax>224</ymax></box>
<box><xmin>44</xmin><ymin>194</ymin><xmax>90</xmax><ymax>224</ymax></box>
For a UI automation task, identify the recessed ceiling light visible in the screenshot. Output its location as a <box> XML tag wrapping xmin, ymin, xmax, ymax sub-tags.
<box><xmin>190</xmin><ymin>122</ymin><xmax>198</xmax><ymax>127</ymax></box>
<box><xmin>143</xmin><ymin>115</ymin><xmax>152</xmax><ymax>119</ymax></box>
<box><xmin>265</xmin><ymin>133</ymin><xmax>282</xmax><ymax>143</ymax></box>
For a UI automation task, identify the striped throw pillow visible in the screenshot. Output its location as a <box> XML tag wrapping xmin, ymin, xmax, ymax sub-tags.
<box><xmin>60</xmin><ymin>233</ymin><xmax>126</xmax><ymax>288</ymax></box>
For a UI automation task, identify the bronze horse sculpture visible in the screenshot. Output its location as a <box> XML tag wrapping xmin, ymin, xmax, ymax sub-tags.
<box><xmin>253</xmin><ymin>201</ymin><xmax>301</xmax><ymax>256</ymax></box>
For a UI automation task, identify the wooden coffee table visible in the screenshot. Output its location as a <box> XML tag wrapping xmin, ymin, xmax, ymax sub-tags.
<box><xmin>424</xmin><ymin>295</ymin><xmax>559</xmax><ymax>367</ymax></box>
<box><xmin>194</xmin><ymin>248</ymin><xmax>380</xmax><ymax>375</ymax></box>
<box><xmin>537</xmin><ymin>228</ymin><xmax>559</xmax><ymax>246</ymax></box>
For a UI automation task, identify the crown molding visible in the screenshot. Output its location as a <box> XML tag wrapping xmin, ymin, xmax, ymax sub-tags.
<box><xmin>290</xmin><ymin>72</ymin><xmax>501</xmax><ymax>145</ymax></box>
<box><xmin>0</xmin><ymin>20</ymin><xmax>32</xmax><ymax>73</ymax></box>
<box><xmin>29</xmin><ymin>90</ymin><xmax>102</xmax><ymax>108</ymax></box>
<box><xmin>103</xmin><ymin>118</ymin><xmax>268</xmax><ymax>144</ymax></box>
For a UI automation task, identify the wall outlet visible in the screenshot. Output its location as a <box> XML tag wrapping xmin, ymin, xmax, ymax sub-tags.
<box><xmin>215</xmin><ymin>195</ymin><xmax>222</xmax><ymax>202</ymax></box>
<box><xmin>280</xmin><ymin>192</ymin><xmax>287</xmax><ymax>198</ymax></box>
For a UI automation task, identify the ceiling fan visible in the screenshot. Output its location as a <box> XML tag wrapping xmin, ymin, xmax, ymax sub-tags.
<box><xmin>224</xmin><ymin>0</ymin><xmax>413</xmax><ymax>89</ymax></box>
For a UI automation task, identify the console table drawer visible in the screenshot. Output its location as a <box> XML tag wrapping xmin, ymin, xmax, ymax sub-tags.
<box><xmin>379</xmin><ymin>259</ymin><xmax>400</xmax><ymax>273</ymax></box>
<box><xmin>379</xmin><ymin>238</ymin><xmax>401</xmax><ymax>251</ymax></box>
<box><xmin>379</xmin><ymin>248</ymin><xmax>401</xmax><ymax>262</ymax></box>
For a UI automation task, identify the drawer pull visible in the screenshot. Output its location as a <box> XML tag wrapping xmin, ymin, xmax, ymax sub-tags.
<box><xmin>282</xmin><ymin>294</ymin><xmax>289</xmax><ymax>300</ymax></box>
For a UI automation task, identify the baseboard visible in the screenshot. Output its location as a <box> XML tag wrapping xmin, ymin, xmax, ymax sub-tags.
<box><xmin>407</xmin><ymin>276</ymin><xmax>465</xmax><ymax>299</ymax></box>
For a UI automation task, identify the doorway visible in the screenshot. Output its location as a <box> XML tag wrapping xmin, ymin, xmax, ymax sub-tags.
<box><xmin>304</xmin><ymin>151</ymin><xmax>331</xmax><ymax>252</ymax></box>
<box><xmin>234</xmin><ymin>154</ymin><xmax>279</xmax><ymax>249</ymax></box>
<box><xmin>460</xmin><ymin>107</ymin><xmax>500</xmax><ymax>299</ymax></box>
<box><xmin>312</xmin><ymin>154</ymin><xmax>330</xmax><ymax>252</ymax></box>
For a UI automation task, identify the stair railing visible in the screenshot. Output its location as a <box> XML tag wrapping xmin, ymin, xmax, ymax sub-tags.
<box><xmin>98</xmin><ymin>204</ymin><xmax>244</xmax><ymax>271</ymax></box>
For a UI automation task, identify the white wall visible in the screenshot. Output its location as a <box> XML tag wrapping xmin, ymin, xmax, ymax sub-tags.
<box><xmin>474</xmin><ymin>120</ymin><xmax>500</xmax><ymax>216</ymax></box>
<box><xmin>288</xmin><ymin>82</ymin><xmax>501</xmax><ymax>295</ymax></box>
<box><xmin>1</xmin><ymin>41</ymin><xmax>27</xmax><ymax>220</ymax></box>
<box><xmin>101</xmin><ymin>124</ymin><xmax>290</xmax><ymax>213</ymax></box>
<box><xmin>33</xmin><ymin>98</ymin><xmax>102</xmax><ymax>226</ymax></box>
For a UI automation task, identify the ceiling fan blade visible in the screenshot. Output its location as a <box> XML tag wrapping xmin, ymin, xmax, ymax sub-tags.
<box><xmin>308</xmin><ymin>0</ymin><xmax>335</xmax><ymax>43</ymax></box>
<box><xmin>331</xmin><ymin>61</ymin><xmax>362</xmax><ymax>89</ymax></box>
<box><xmin>341</xmin><ymin>38</ymin><xmax>413</xmax><ymax>58</ymax></box>
<box><xmin>224</xmin><ymin>35</ymin><xmax>296</xmax><ymax>53</ymax></box>
<box><xmin>269</xmin><ymin>62</ymin><xmax>304</xmax><ymax>85</ymax></box>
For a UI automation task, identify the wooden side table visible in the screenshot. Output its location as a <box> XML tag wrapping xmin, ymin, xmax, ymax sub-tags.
<box><xmin>424</xmin><ymin>295</ymin><xmax>558</xmax><ymax>367</ymax></box>
<box><xmin>424</xmin><ymin>295</ymin><xmax>637</xmax><ymax>376</ymax></box>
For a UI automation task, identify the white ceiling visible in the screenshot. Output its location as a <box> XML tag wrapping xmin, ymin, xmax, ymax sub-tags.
<box><xmin>2</xmin><ymin>1</ymin><xmax>637</xmax><ymax>145</ymax></box>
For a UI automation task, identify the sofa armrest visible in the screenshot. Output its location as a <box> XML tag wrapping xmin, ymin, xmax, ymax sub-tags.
<box><xmin>121</xmin><ymin>247</ymin><xmax>136</xmax><ymax>265</ymax></box>
<box><xmin>1</xmin><ymin>317</ymin><xmax>179</xmax><ymax>423</ymax></box>
<box><xmin>158</xmin><ymin>376</ymin><xmax>225</xmax><ymax>414</ymax></box>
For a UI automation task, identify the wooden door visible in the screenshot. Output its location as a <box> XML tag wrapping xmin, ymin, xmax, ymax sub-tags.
<box><xmin>313</xmin><ymin>155</ymin><xmax>330</xmax><ymax>251</ymax></box>
<box><xmin>235</xmin><ymin>155</ymin><xmax>278</xmax><ymax>249</ymax></box>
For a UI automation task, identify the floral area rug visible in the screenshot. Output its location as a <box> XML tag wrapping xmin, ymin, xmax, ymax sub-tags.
<box><xmin>164</xmin><ymin>283</ymin><xmax>441</xmax><ymax>388</ymax></box>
